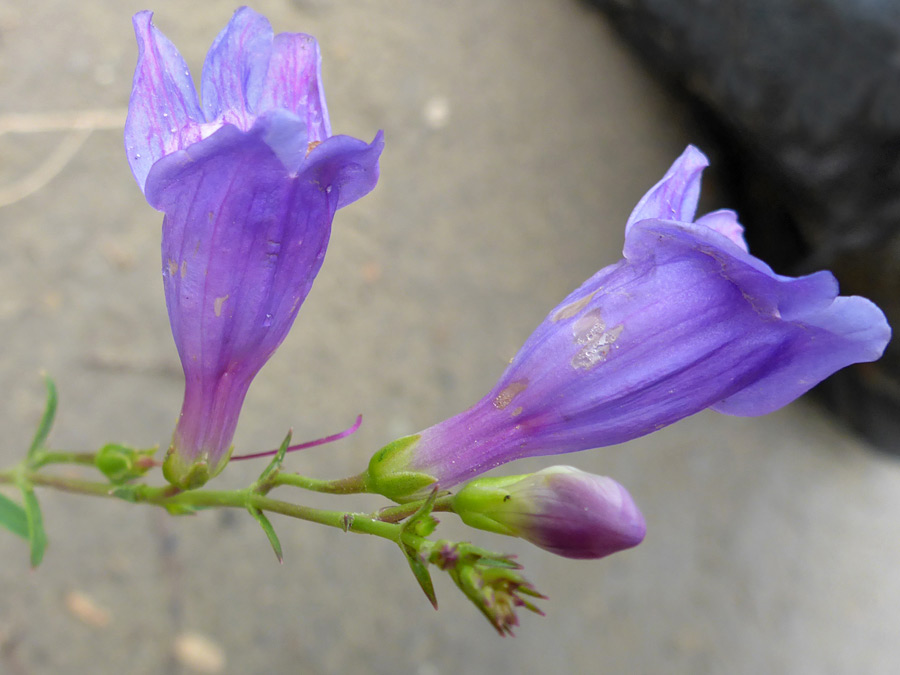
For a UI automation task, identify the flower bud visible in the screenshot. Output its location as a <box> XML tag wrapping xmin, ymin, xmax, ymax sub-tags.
<box><xmin>95</xmin><ymin>444</ymin><xmax>157</xmax><ymax>483</ymax></box>
<box><xmin>452</xmin><ymin>466</ymin><xmax>646</xmax><ymax>560</ymax></box>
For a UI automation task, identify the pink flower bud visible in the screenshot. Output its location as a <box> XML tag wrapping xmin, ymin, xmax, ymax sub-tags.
<box><xmin>452</xmin><ymin>466</ymin><xmax>646</xmax><ymax>560</ymax></box>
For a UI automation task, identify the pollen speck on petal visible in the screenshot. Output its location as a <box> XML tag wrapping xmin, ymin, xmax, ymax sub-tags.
<box><xmin>493</xmin><ymin>380</ymin><xmax>529</xmax><ymax>410</ymax></box>
<box><xmin>213</xmin><ymin>295</ymin><xmax>229</xmax><ymax>317</ymax></box>
<box><xmin>552</xmin><ymin>292</ymin><xmax>595</xmax><ymax>322</ymax></box>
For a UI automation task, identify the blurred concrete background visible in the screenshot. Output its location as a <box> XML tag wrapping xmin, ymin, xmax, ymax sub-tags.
<box><xmin>1</xmin><ymin>1</ymin><xmax>898</xmax><ymax>673</ymax></box>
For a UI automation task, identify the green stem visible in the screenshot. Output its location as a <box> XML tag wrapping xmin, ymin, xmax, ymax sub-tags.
<box><xmin>269</xmin><ymin>471</ymin><xmax>368</xmax><ymax>494</ymax></box>
<box><xmin>3</xmin><ymin>470</ymin><xmax>111</xmax><ymax>498</ymax></box>
<box><xmin>31</xmin><ymin>451</ymin><xmax>97</xmax><ymax>469</ymax></box>
<box><xmin>168</xmin><ymin>490</ymin><xmax>401</xmax><ymax>541</ymax></box>
<box><xmin>0</xmin><ymin>468</ymin><xmax>402</xmax><ymax>544</ymax></box>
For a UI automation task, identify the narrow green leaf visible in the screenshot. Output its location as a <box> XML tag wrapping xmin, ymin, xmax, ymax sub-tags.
<box><xmin>248</xmin><ymin>506</ymin><xmax>283</xmax><ymax>563</ymax></box>
<box><xmin>407</xmin><ymin>556</ymin><xmax>437</xmax><ymax>609</ymax></box>
<box><xmin>28</xmin><ymin>374</ymin><xmax>58</xmax><ymax>459</ymax></box>
<box><xmin>0</xmin><ymin>492</ymin><xmax>29</xmax><ymax>539</ymax></box>
<box><xmin>404</xmin><ymin>547</ymin><xmax>438</xmax><ymax>609</ymax></box>
<box><xmin>20</xmin><ymin>486</ymin><xmax>47</xmax><ymax>568</ymax></box>
<box><xmin>256</xmin><ymin>431</ymin><xmax>292</xmax><ymax>485</ymax></box>
<box><xmin>396</xmin><ymin>486</ymin><xmax>440</xmax><ymax>608</ymax></box>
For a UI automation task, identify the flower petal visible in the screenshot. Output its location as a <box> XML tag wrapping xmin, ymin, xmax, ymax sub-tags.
<box><xmin>628</xmin><ymin>218</ymin><xmax>890</xmax><ymax>416</ymax></box>
<box><xmin>256</xmin><ymin>32</ymin><xmax>331</xmax><ymax>142</ymax></box>
<box><xmin>389</xmin><ymin>216</ymin><xmax>890</xmax><ymax>490</ymax></box>
<box><xmin>625</xmin><ymin>144</ymin><xmax>707</xmax><ymax>234</ymax></box>
<box><xmin>712</xmin><ymin>294</ymin><xmax>891</xmax><ymax>415</ymax></box>
<box><xmin>125</xmin><ymin>11</ymin><xmax>204</xmax><ymax>192</ymax></box>
<box><xmin>129</xmin><ymin>9</ymin><xmax>385</xmax><ymax>488</ymax></box>
<box><xmin>524</xmin><ymin>470</ymin><xmax>646</xmax><ymax>560</ymax></box>
<box><xmin>257</xmin><ymin>109</ymin><xmax>309</xmax><ymax>174</ymax></box>
<box><xmin>363</xmin><ymin>145</ymin><xmax>891</xmax><ymax>500</ymax></box>
<box><xmin>146</xmin><ymin>120</ymin><xmax>334</xmax><ymax>384</ymax></box>
<box><xmin>694</xmin><ymin>209</ymin><xmax>749</xmax><ymax>252</ymax></box>
<box><xmin>200</xmin><ymin>7</ymin><xmax>274</xmax><ymax>129</ymax></box>
<box><xmin>303</xmin><ymin>130</ymin><xmax>385</xmax><ymax>209</ymax></box>
<box><xmin>489</xmin><ymin>251</ymin><xmax>774</xmax><ymax>449</ymax></box>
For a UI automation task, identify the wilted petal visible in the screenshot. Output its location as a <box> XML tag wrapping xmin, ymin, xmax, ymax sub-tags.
<box><xmin>125</xmin><ymin>11</ymin><xmax>204</xmax><ymax>192</ymax></box>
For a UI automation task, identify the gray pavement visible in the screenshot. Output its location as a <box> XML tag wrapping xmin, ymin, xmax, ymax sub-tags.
<box><xmin>1</xmin><ymin>1</ymin><xmax>899</xmax><ymax>673</ymax></box>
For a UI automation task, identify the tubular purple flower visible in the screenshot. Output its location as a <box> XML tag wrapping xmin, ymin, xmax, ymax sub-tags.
<box><xmin>365</xmin><ymin>146</ymin><xmax>891</xmax><ymax>501</ymax></box>
<box><xmin>452</xmin><ymin>466</ymin><xmax>646</xmax><ymax>560</ymax></box>
<box><xmin>125</xmin><ymin>8</ymin><xmax>383</xmax><ymax>488</ymax></box>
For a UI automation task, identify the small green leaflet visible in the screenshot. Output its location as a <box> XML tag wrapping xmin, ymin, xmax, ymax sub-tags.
<box><xmin>28</xmin><ymin>374</ymin><xmax>58</xmax><ymax>460</ymax></box>
<box><xmin>0</xmin><ymin>492</ymin><xmax>29</xmax><ymax>540</ymax></box>
<box><xmin>21</xmin><ymin>485</ymin><xmax>47</xmax><ymax>568</ymax></box>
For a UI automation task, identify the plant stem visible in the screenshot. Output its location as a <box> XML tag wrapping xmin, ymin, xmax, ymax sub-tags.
<box><xmin>169</xmin><ymin>490</ymin><xmax>401</xmax><ymax>541</ymax></box>
<box><xmin>2</xmin><ymin>470</ymin><xmax>112</xmax><ymax>497</ymax></box>
<box><xmin>31</xmin><ymin>451</ymin><xmax>97</xmax><ymax>469</ymax></box>
<box><xmin>270</xmin><ymin>471</ymin><xmax>368</xmax><ymax>494</ymax></box>
<box><xmin>0</xmin><ymin>468</ymin><xmax>402</xmax><ymax>543</ymax></box>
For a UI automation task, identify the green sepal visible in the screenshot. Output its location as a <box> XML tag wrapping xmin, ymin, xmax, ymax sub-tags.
<box><xmin>364</xmin><ymin>435</ymin><xmax>437</xmax><ymax>502</ymax></box>
<box><xmin>469</xmin><ymin>550</ymin><xmax>520</xmax><ymax>569</ymax></box>
<box><xmin>451</xmin><ymin>478</ymin><xmax>525</xmax><ymax>536</ymax></box>
<box><xmin>19</xmin><ymin>484</ymin><xmax>47</xmax><ymax>568</ymax></box>
<box><xmin>400</xmin><ymin>487</ymin><xmax>439</xmax><ymax>537</ymax></box>
<box><xmin>27</xmin><ymin>374</ymin><xmax>57</xmax><ymax>461</ymax></box>
<box><xmin>248</xmin><ymin>506</ymin><xmax>283</xmax><ymax>563</ymax></box>
<box><xmin>371</xmin><ymin>471</ymin><xmax>437</xmax><ymax>502</ymax></box>
<box><xmin>0</xmin><ymin>492</ymin><xmax>29</xmax><ymax>539</ymax></box>
<box><xmin>454</xmin><ymin>510</ymin><xmax>516</xmax><ymax>536</ymax></box>
<box><xmin>410</xmin><ymin>512</ymin><xmax>438</xmax><ymax>538</ymax></box>
<box><xmin>427</xmin><ymin>539</ymin><xmax>545</xmax><ymax>636</ymax></box>
<box><xmin>162</xmin><ymin>451</ymin><xmax>211</xmax><ymax>491</ymax></box>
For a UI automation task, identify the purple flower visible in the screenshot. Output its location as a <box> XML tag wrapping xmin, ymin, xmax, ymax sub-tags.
<box><xmin>126</xmin><ymin>8</ymin><xmax>383</xmax><ymax>488</ymax></box>
<box><xmin>365</xmin><ymin>146</ymin><xmax>890</xmax><ymax>500</ymax></box>
<box><xmin>451</xmin><ymin>466</ymin><xmax>646</xmax><ymax>560</ymax></box>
